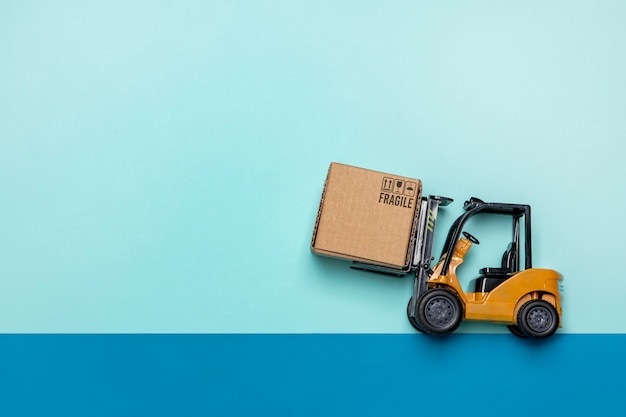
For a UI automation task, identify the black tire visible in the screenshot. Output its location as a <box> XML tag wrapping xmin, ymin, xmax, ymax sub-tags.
<box><xmin>507</xmin><ymin>325</ymin><xmax>528</xmax><ymax>338</ymax></box>
<box><xmin>416</xmin><ymin>289</ymin><xmax>463</xmax><ymax>335</ymax></box>
<box><xmin>407</xmin><ymin>298</ymin><xmax>427</xmax><ymax>333</ymax></box>
<box><xmin>516</xmin><ymin>300</ymin><xmax>559</xmax><ymax>339</ymax></box>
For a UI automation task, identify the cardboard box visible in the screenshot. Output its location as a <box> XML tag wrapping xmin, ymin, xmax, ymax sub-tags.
<box><xmin>311</xmin><ymin>162</ymin><xmax>422</xmax><ymax>269</ymax></box>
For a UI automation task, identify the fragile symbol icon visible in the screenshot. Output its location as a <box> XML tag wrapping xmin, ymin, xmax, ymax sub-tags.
<box><xmin>393</xmin><ymin>180</ymin><xmax>405</xmax><ymax>194</ymax></box>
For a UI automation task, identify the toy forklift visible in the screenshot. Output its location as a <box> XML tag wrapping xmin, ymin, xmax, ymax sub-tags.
<box><xmin>354</xmin><ymin>196</ymin><xmax>563</xmax><ymax>338</ymax></box>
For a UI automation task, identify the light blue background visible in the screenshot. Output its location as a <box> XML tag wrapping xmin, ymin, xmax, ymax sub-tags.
<box><xmin>1</xmin><ymin>1</ymin><xmax>624</xmax><ymax>333</ymax></box>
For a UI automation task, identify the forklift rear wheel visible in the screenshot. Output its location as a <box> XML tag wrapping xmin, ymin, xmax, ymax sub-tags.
<box><xmin>417</xmin><ymin>289</ymin><xmax>462</xmax><ymax>335</ymax></box>
<box><xmin>407</xmin><ymin>298</ymin><xmax>427</xmax><ymax>333</ymax></box>
<box><xmin>516</xmin><ymin>300</ymin><xmax>559</xmax><ymax>339</ymax></box>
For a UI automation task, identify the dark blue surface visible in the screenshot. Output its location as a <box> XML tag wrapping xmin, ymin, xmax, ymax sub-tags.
<box><xmin>0</xmin><ymin>334</ymin><xmax>622</xmax><ymax>416</ymax></box>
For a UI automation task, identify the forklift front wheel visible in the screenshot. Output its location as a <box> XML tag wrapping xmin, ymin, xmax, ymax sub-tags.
<box><xmin>516</xmin><ymin>300</ymin><xmax>559</xmax><ymax>339</ymax></box>
<box><xmin>417</xmin><ymin>289</ymin><xmax>462</xmax><ymax>335</ymax></box>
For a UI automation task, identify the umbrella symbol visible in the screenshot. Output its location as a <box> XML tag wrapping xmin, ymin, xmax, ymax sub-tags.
<box><xmin>404</xmin><ymin>182</ymin><xmax>417</xmax><ymax>197</ymax></box>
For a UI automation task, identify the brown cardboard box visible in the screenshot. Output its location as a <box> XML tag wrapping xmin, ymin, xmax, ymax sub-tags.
<box><xmin>311</xmin><ymin>162</ymin><xmax>422</xmax><ymax>269</ymax></box>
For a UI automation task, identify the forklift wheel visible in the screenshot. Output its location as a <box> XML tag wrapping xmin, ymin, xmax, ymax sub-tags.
<box><xmin>516</xmin><ymin>300</ymin><xmax>559</xmax><ymax>339</ymax></box>
<box><xmin>406</xmin><ymin>298</ymin><xmax>427</xmax><ymax>333</ymax></box>
<box><xmin>417</xmin><ymin>289</ymin><xmax>462</xmax><ymax>335</ymax></box>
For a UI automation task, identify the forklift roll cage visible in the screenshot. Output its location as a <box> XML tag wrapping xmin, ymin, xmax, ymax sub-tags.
<box><xmin>439</xmin><ymin>197</ymin><xmax>532</xmax><ymax>278</ymax></box>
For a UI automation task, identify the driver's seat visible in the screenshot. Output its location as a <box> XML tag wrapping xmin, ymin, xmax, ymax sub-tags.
<box><xmin>479</xmin><ymin>242</ymin><xmax>516</xmax><ymax>276</ymax></box>
<box><xmin>474</xmin><ymin>243</ymin><xmax>517</xmax><ymax>292</ymax></box>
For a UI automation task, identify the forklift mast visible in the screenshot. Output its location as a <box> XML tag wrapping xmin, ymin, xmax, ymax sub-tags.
<box><xmin>411</xmin><ymin>196</ymin><xmax>452</xmax><ymax>299</ymax></box>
